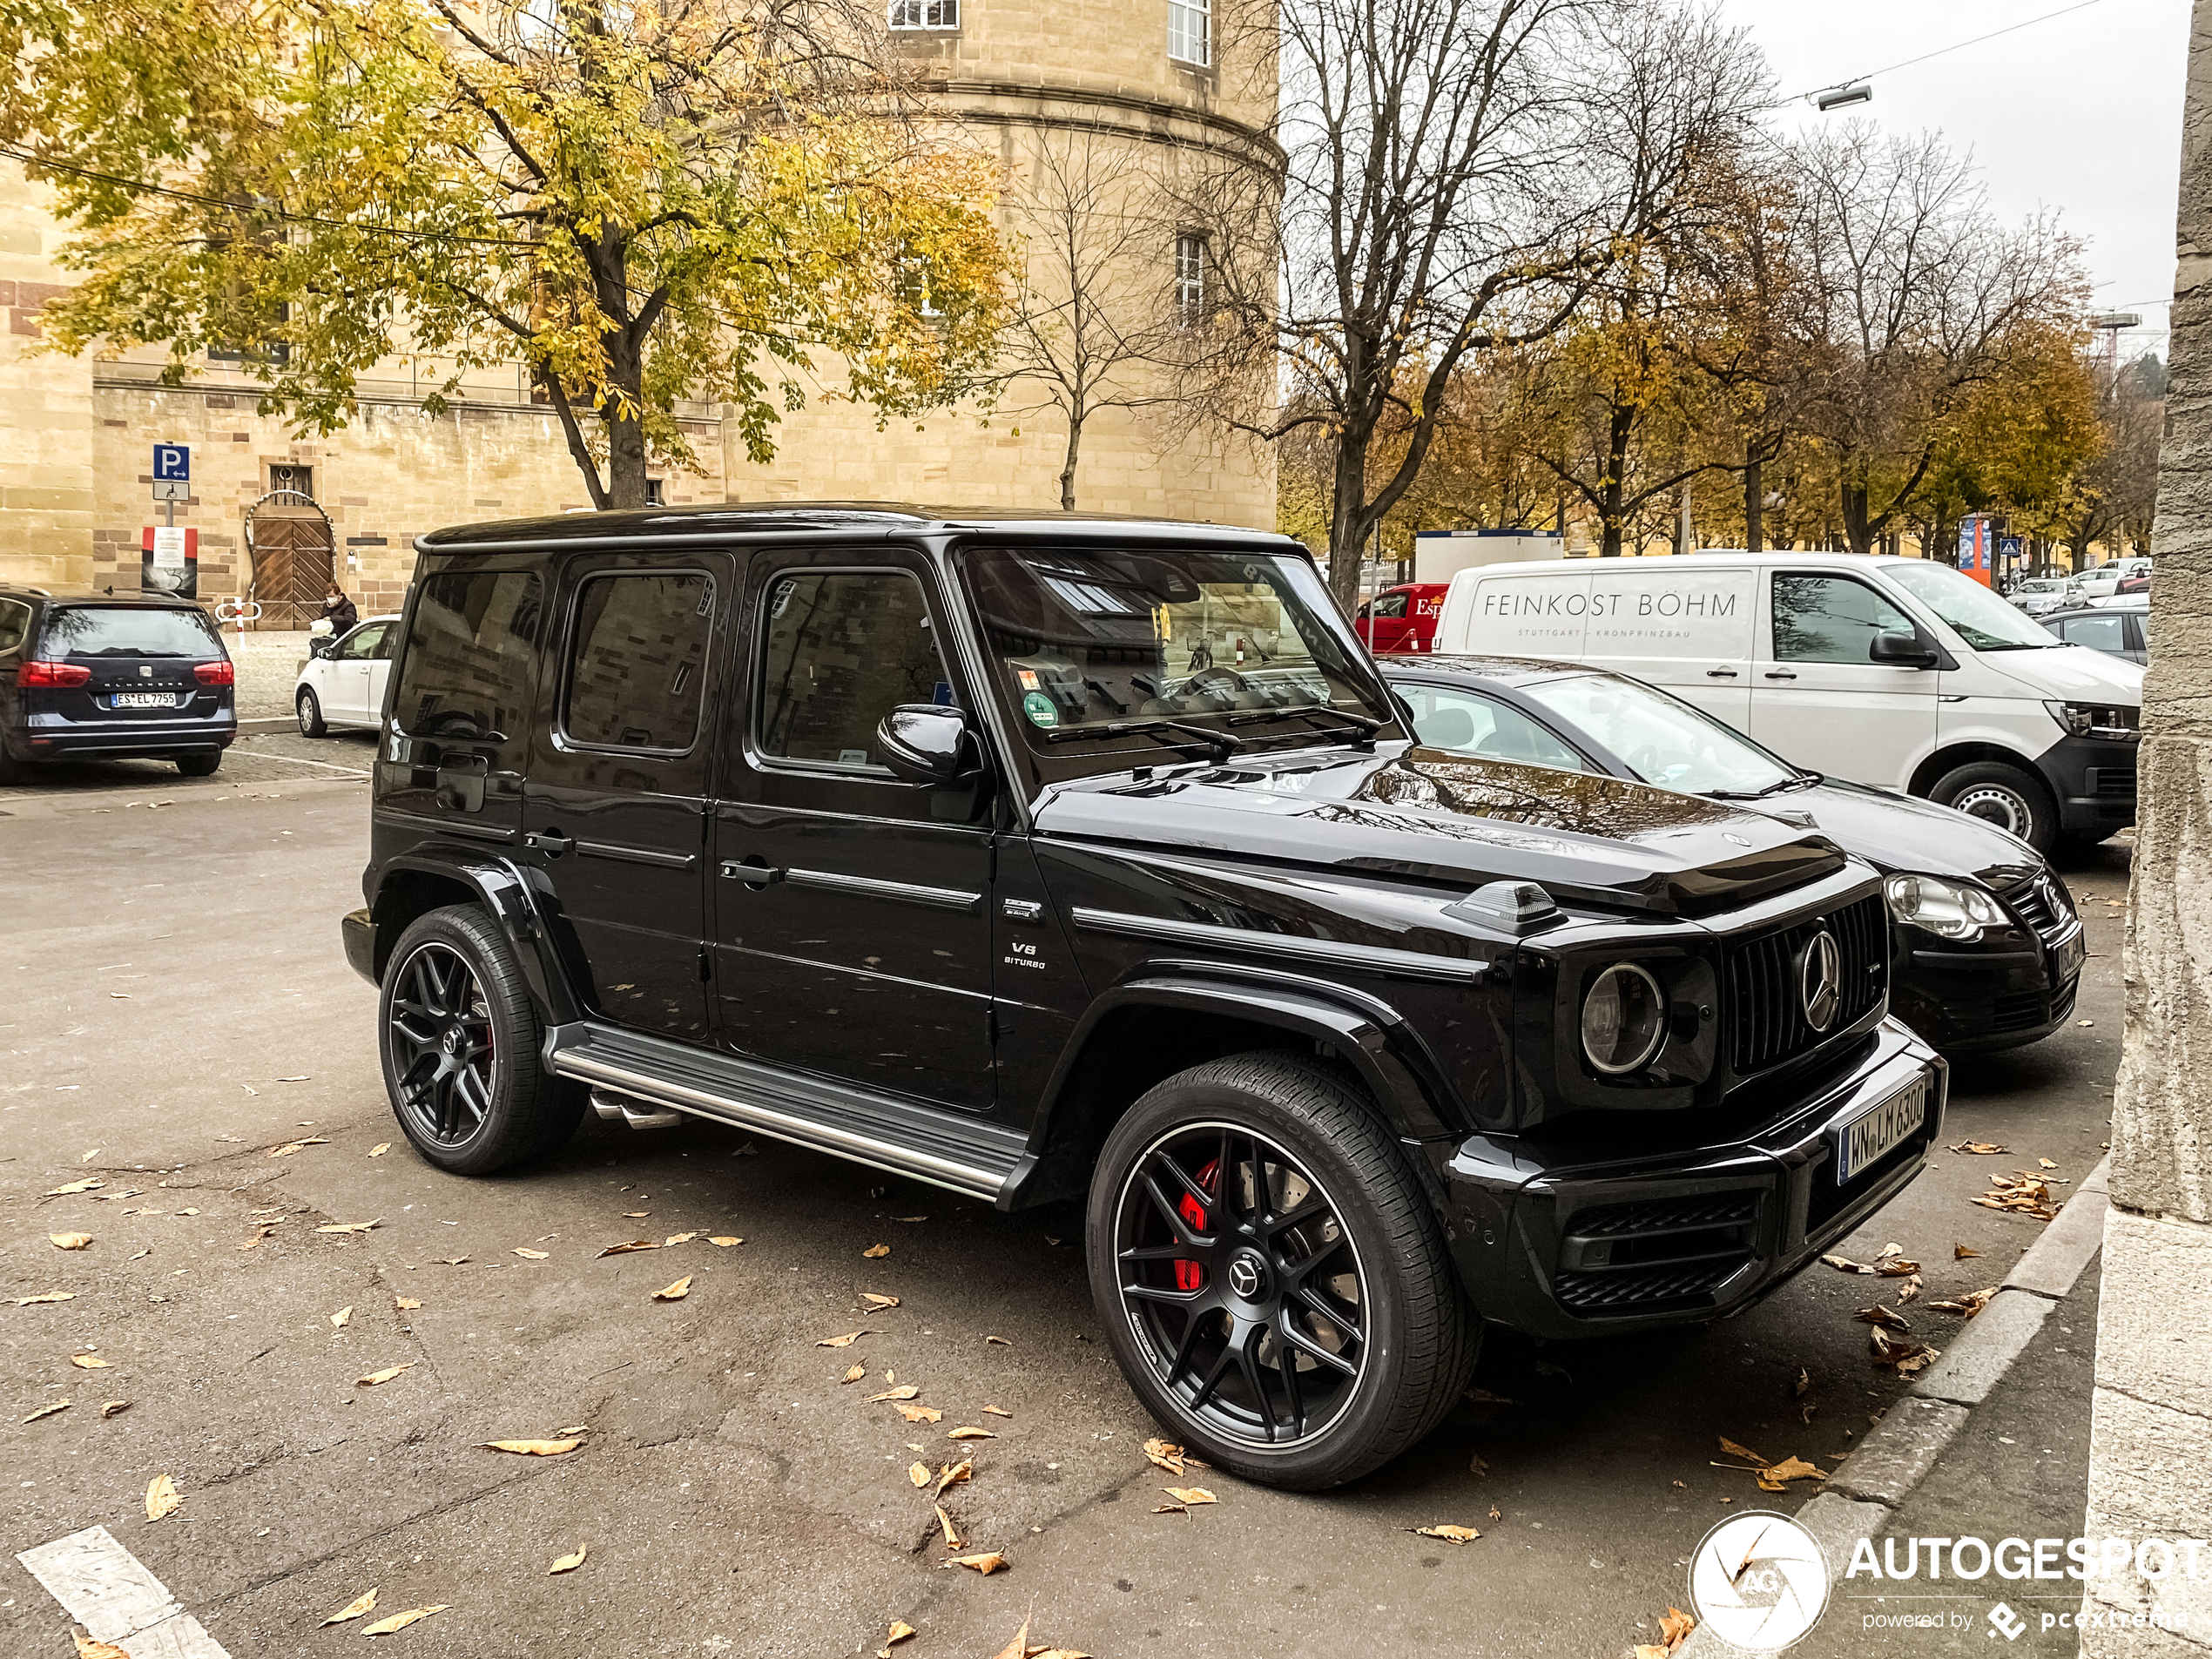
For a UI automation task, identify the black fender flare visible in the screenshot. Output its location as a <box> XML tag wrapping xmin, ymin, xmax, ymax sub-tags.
<box><xmin>1000</xmin><ymin>961</ymin><xmax>1467</xmax><ymax>1210</ymax></box>
<box><xmin>372</xmin><ymin>848</ymin><xmax>587</xmax><ymax>1028</ymax></box>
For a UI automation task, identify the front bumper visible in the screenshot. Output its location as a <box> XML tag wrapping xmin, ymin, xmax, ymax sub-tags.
<box><xmin>2037</xmin><ymin>734</ymin><xmax>2138</xmax><ymax>835</ymax></box>
<box><xmin>1440</xmin><ymin>1019</ymin><xmax>1946</xmax><ymax>1340</ymax></box>
<box><xmin>1892</xmin><ymin>929</ymin><xmax>2083</xmax><ymax>1053</ymax></box>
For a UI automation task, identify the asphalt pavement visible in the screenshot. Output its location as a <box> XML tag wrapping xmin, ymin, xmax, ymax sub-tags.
<box><xmin>0</xmin><ymin>770</ymin><xmax>2130</xmax><ymax>1659</ymax></box>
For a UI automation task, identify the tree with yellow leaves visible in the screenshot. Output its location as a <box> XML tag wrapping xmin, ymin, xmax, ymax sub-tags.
<box><xmin>0</xmin><ymin>0</ymin><xmax>1008</xmax><ymax>508</ymax></box>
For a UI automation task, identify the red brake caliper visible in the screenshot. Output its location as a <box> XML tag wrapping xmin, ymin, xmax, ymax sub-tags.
<box><xmin>1173</xmin><ymin>1157</ymin><xmax>1220</xmax><ymax>1291</ymax></box>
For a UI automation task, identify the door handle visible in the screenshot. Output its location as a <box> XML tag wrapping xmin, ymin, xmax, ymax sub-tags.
<box><xmin>523</xmin><ymin>830</ymin><xmax>574</xmax><ymax>855</ymax></box>
<box><xmin>1706</xmin><ymin>668</ymin><xmax>1739</xmax><ymax>678</ymax></box>
<box><xmin>1763</xmin><ymin>671</ymin><xmax>1798</xmax><ymax>681</ymax></box>
<box><xmin>718</xmin><ymin>858</ymin><xmax>784</xmax><ymax>889</ymax></box>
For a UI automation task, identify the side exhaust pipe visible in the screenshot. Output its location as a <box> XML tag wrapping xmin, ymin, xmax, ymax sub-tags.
<box><xmin>590</xmin><ymin>1088</ymin><xmax>685</xmax><ymax>1130</ymax></box>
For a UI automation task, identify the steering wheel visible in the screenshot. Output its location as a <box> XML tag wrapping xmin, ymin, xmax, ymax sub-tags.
<box><xmin>1182</xmin><ymin>665</ymin><xmax>1251</xmax><ymax>697</ymax></box>
<box><xmin>1626</xmin><ymin>744</ymin><xmax>1667</xmax><ymax>779</ymax></box>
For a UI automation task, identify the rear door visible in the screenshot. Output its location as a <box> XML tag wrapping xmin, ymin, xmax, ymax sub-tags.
<box><xmin>37</xmin><ymin>604</ymin><xmax>227</xmax><ymax>725</ymax></box>
<box><xmin>708</xmin><ymin>550</ymin><xmax>996</xmax><ymax>1109</ymax></box>
<box><xmin>380</xmin><ymin>569</ymin><xmax>543</xmax><ymax>844</ymax></box>
<box><xmin>1750</xmin><ymin>569</ymin><xmax>1938</xmax><ymax>788</ymax></box>
<box><xmin>518</xmin><ymin>555</ymin><xmax>732</xmax><ymax>1042</ymax></box>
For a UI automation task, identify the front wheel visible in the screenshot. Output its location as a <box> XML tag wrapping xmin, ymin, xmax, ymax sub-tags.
<box><xmin>378</xmin><ymin>905</ymin><xmax>583</xmax><ymax>1174</ymax></box>
<box><xmin>297</xmin><ymin>685</ymin><xmax>327</xmax><ymax>738</ymax></box>
<box><xmin>1086</xmin><ymin>1054</ymin><xmax>1477</xmax><ymax>1489</ymax></box>
<box><xmin>1927</xmin><ymin>760</ymin><xmax>2059</xmax><ymax>856</ymax></box>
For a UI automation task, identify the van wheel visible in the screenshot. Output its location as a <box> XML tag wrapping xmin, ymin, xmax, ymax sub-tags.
<box><xmin>1086</xmin><ymin>1054</ymin><xmax>1478</xmax><ymax>1490</ymax></box>
<box><xmin>297</xmin><ymin>686</ymin><xmax>327</xmax><ymax>738</ymax></box>
<box><xmin>175</xmin><ymin>752</ymin><xmax>221</xmax><ymax>778</ymax></box>
<box><xmin>1928</xmin><ymin>761</ymin><xmax>2058</xmax><ymax>856</ymax></box>
<box><xmin>378</xmin><ymin>905</ymin><xmax>583</xmax><ymax>1174</ymax></box>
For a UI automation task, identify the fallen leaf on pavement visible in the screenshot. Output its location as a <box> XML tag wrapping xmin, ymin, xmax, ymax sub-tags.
<box><xmin>548</xmin><ymin>1545</ymin><xmax>587</xmax><ymax>1575</ymax></box>
<box><xmin>985</xmin><ymin>1334</ymin><xmax>1011</xmax><ymax>1345</ymax></box>
<box><xmin>949</xmin><ymin>1427</ymin><xmax>998</xmax><ymax>1440</ymax></box>
<box><xmin>1954</xmin><ymin>1243</ymin><xmax>1981</xmax><ymax>1259</ymax></box>
<box><xmin>1868</xmin><ymin>1327</ymin><xmax>1941</xmax><ymax>1373</ymax></box>
<box><xmin>1716</xmin><ymin>1436</ymin><xmax>1768</xmax><ymax>1467</ymax></box>
<box><xmin>1974</xmin><ymin>1172</ymin><xmax>2062</xmax><ymax>1221</ymax></box>
<box><xmin>982</xmin><ymin>1405</ymin><xmax>1014</xmax><ymax>1418</ymax></box>
<box><xmin>1949</xmin><ymin>1141</ymin><xmax>2006</xmax><ymax>1155</ymax></box>
<box><xmin>622</xmin><ymin>1211</ymin><xmax>650</xmax><ymax>1219</ymax></box>
<box><xmin>896</xmin><ymin>1404</ymin><xmax>945</xmax><ymax>1425</ymax></box>
<box><xmin>1754</xmin><ymin>1457</ymin><xmax>1826</xmax><ymax>1494</ymax></box>
<box><xmin>50</xmin><ymin>1233</ymin><xmax>93</xmax><ymax>1251</ymax></box>
<box><xmin>395</xmin><ymin>1298</ymin><xmax>421</xmax><ymax>1311</ymax></box>
<box><xmin>1895</xmin><ymin>1274</ymin><xmax>1923</xmax><ymax>1304</ymax></box>
<box><xmin>597</xmin><ymin>1239</ymin><xmax>658</xmax><ymax>1257</ymax></box>
<box><xmin>125</xmin><ymin>1248</ymin><xmax>151</xmax><ymax>1262</ymax></box>
<box><xmin>1413</xmin><ymin>1524</ymin><xmax>1480</xmax><ymax>1544</ymax></box>
<box><xmin>708</xmin><ymin>1237</ymin><xmax>742</xmax><ymax>1247</ymax></box>
<box><xmin>69</xmin><ymin>1353</ymin><xmax>112</xmax><ymax>1369</ymax></box>
<box><xmin>369</xmin><ymin>1143</ymin><xmax>391</xmax><ymax>1157</ymax></box>
<box><xmin>12</xmin><ymin>1291</ymin><xmax>76</xmax><ymax>1305</ymax></box>
<box><xmin>908</xmin><ymin>1462</ymin><xmax>932</xmax><ymax>1488</ymax></box>
<box><xmin>842</xmin><ymin>1364</ymin><xmax>868</xmax><ymax>1384</ymax></box>
<box><xmin>1927</xmin><ymin>1286</ymin><xmax>1999</xmax><ymax>1318</ymax></box>
<box><xmin>100</xmin><ymin>1400</ymin><xmax>131</xmax><ymax>1418</ymax></box>
<box><xmin>76</xmin><ymin>1634</ymin><xmax>131</xmax><ymax>1658</ymax></box>
<box><xmin>361</xmin><ymin>1605</ymin><xmax>448</xmax><ymax>1636</ymax></box>
<box><xmin>2039</xmin><ymin>1157</ymin><xmax>2059</xmax><ymax>1170</ymax></box>
<box><xmin>481</xmin><ymin>1439</ymin><xmax>582</xmax><ymax>1456</ymax></box>
<box><xmin>315</xmin><ymin>1221</ymin><xmax>378</xmax><ymax>1236</ymax></box>
<box><xmin>934</xmin><ymin>1459</ymin><xmax>973</xmax><ymax>1497</ymax></box>
<box><xmin>989</xmin><ymin>1618</ymin><xmax>1032</xmax><ymax>1659</ymax></box>
<box><xmin>268</xmin><ymin>1137</ymin><xmax>328</xmax><ymax>1157</ymax></box>
<box><xmin>861</xmin><ymin>1293</ymin><xmax>900</xmax><ymax>1309</ymax></box>
<box><xmin>939</xmin><ymin>1552</ymin><xmax>1006</xmax><ymax>1575</ymax></box>
<box><xmin>23</xmin><ymin>1400</ymin><xmax>71</xmax><ymax>1423</ymax></box>
<box><xmin>321</xmin><ymin>1588</ymin><xmax>379</xmax><ymax>1627</ymax></box>
<box><xmin>1163</xmin><ymin>1487</ymin><xmax>1217</xmax><ymax>1506</ymax></box>
<box><xmin>331</xmin><ymin>1307</ymin><xmax>353</xmax><ymax>1329</ymax></box>
<box><xmin>1854</xmin><ymin>1305</ymin><xmax>1912</xmax><ymax>1332</ymax></box>
<box><xmin>1793</xmin><ymin>1368</ymin><xmax>1811</xmax><ymax>1398</ymax></box>
<box><xmin>818</xmin><ymin>1330</ymin><xmax>870</xmax><ymax>1348</ymax></box>
<box><xmin>45</xmin><ymin>1178</ymin><xmax>103</xmax><ymax>1195</ymax></box>
<box><xmin>880</xmin><ymin>1620</ymin><xmax>917</xmax><ymax>1656</ymax></box>
<box><xmin>867</xmin><ymin>1386</ymin><xmax>921</xmax><ymax>1403</ymax></box>
<box><xmin>1873</xmin><ymin>1257</ymin><xmax>1921</xmax><ymax>1278</ymax></box>
<box><xmin>1819</xmin><ymin>1254</ymin><xmax>1873</xmax><ymax>1276</ymax></box>
<box><xmin>891</xmin><ymin>1214</ymin><xmax>927</xmax><ymax>1223</ymax></box>
<box><xmin>513</xmin><ymin>1248</ymin><xmax>550</xmax><ymax>1260</ymax></box>
<box><xmin>934</xmin><ymin>1504</ymin><xmax>962</xmax><ymax>1548</ymax></box>
<box><xmin>863</xmin><ymin>1244</ymin><xmax>891</xmax><ymax>1258</ymax></box>
<box><xmin>664</xmin><ymin>1231</ymin><xmax>698</xmax><ymax>1246</ymax></box>
<box><xmin>1143</xmin><ymin>1437</ymin><xmax>1211</xmax><ymax>1477</ymax></box>
<box><xmin>652</xmin><ymin>1276</ymin><xmax>692</xmax><ymax>1301</ymax></box>
<box><xmin>145</xmin><ymin>1474</ymin><xmax>180</xmax><ymax>1521</ymax></box>
<box><xmin>1635</xmin><ymin>1605</ymin><xmax>1697</xmax><ymax>1657</ymax></box>
<box><xmin>356</xmin><ymin>1363</ymin><xmax>415</xmax><ymax>1387</ymax></box>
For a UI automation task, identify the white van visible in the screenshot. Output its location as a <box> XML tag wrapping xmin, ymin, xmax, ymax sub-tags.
<box><xmin>1433</xmin><ymin>551</ymin><xmax>2142</xmax><ymax>855</ymax></box>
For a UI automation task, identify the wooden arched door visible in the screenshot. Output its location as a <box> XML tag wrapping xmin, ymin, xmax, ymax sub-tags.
<box><xmin>245</xmin><ymin>489</ymin><xmax>335</xmax><ymax>630</ymax></box>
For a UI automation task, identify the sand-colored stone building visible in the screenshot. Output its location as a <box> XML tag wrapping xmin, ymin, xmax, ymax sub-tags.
<box><xmin>0</xmin><ymin>1</ymin><xmax>1276</xmax><ymax>613</ymax></box>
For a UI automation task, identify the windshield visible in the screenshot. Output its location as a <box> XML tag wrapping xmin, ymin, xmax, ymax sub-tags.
<box><xmin>41</xmin><ymin>605</ymin><xmax>224</xmax><ymax>658</ymax></box>
<box><xmin>1520</xmin><ymin>673</ymin><xmax>1799</xmax><ymax>796</ymax></box>
<box><xmin>964</xmin><ymin>547</ymin><xmax>1392</xmax><ymax>765</ymax></box>
<box><xmin>1886</xmin><ymin>562</ymin><xmax>2057</xmax><ymax>651</ymax></box>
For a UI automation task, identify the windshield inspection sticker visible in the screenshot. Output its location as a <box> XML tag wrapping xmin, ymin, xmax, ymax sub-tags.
<box><xmin>1022</xmin><ymin>691</ymin><xmax>1059</xmax><ymax>728</ymax></box>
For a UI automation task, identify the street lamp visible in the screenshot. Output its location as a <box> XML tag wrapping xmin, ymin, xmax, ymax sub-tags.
<box><xmin>1817</xmin><ymin>83</ymin><xmax>1873</xmax><ymax>111</ymax></box>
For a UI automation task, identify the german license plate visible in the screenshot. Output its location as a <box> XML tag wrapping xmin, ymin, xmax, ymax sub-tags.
<box><xmin>111</xmin><ymin>692</ymin><xmax>178</xmax><ymax>709</ymax></box>
<box><xmin>1835</xmin><ymin>1074</ymin><xmax>1930</xmax><ymax>1184</ymax></box>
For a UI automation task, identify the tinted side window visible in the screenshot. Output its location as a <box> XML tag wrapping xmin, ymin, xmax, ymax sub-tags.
<box><xmin>757</xmin><ymin>570</ymin><xmax>949</xmax><ymax>768</ymax></box>
<box><xmin>2062</xmin><ymin>614</ymin><xmax>2130</xmax><ymax>654</ymax></box>
<box><xmin>394</xmin><ymin>571</ymin><xmax>542</xmax><ymax>741</ymax></box>
<box><xmin>0</xmin><ymin>600</ymin><xmax>30</xmax><ymax>654</ymax></box>
<box><xmin>1770</xmin><ymin>575</ymin><xmax>1917</xmax><ymax>664</ymax></box>
<box><xmin>563</xmin><ymin>571</ymin><xmax>715</xmax><ymax>752</ymax></box>
<box><xmin>1369</xmin><ymin>591</ymin><xmax>1408</xmax><ymax>619</ymax></box>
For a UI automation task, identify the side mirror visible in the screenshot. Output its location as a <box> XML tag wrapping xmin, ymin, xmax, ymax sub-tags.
<box><xmin>876</xmin><ymin>704</ymin><xmax>981</xmax><ymax>786</ymax></box>
<box><xmin>308</xmin><ymin>637</ymin><xmax>334</xmax><ymax>658</ymax></box>
<box><xmin>1869</xmin><ymin>630</ymin><xmax>1939</xmax><ymax>669</ymax></box>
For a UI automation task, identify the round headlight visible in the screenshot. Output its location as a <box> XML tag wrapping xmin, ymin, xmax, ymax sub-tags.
<box><xmin>1581</xmin><ymin>962</ymin><xmax>1667</xmax><ymax>1076</ymax></box>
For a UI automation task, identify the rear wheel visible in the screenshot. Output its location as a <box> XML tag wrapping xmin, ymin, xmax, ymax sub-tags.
<box><xmin>378</xmin><ymin>905</ymin><xmax>583</xmax><ymax>1174</ymax></box>
<box><xmin>1087</xmin><ymin>1054</ymin><xmax>1477</xmax><ymax>1489</ymax></box>
<box><xmin>0</xmin><ymin>748</ymin><xmax>23</xmax><ymax>785</ymax></box>
<box><xmin>174</xmin><ymin>752</ymin><xmax>221</xmax><ymax>777</ymax></box>
<box><xmin>297</xmin><ymin>686</ymin><xmax>327</xmax><ymax>738</ymax></box>
<box><xmin>1928</xmin><ymin>760</ymin><xmax>2058</xmax><ymax>856</ymax></box>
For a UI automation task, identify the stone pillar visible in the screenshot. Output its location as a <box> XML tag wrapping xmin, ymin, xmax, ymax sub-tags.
<box><xmin>0</xmin><ymin>159</ymin><xmax>95</xmax><ymax>590</ymax></box>
<box><xmin>2078</xmin><ymin>3</ymin><xmax>2212</xmax><ymax>1649</ymax></box>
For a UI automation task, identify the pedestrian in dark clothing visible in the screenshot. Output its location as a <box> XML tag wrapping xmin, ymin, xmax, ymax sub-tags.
<box><xmin>324</xmin><ymin>583</ymin><xmax>359</xmax><ymax>632</ymax></box>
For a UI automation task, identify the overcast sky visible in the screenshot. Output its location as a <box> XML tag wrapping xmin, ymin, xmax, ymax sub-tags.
<box><xmin>1721</xmin><ymin>0</ymin><xmax>2189</xmax><ymax>356</ymax></box>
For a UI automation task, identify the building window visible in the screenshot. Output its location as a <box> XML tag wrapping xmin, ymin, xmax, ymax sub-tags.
<box><xmin>889</xmin><ymin>0</ymin><xmax>957</xmax><ymax>28</ymax></box>
<box><xmin>269</xmin><ymin>463</ymin><xmax>313</xmax><ymax>498</ymax></box>
<box><xmin>1168</xmin><ymin>0</ymin><xmax>1210</xmax><ymax>66</ymax></box>
<box><xmin>1175</xmin><ymin>233</ymin><xmax>1207</xmax><ymax>326</ymax></box>
<box><xmin>644</xmin><ymin>478</ymin><xmax>665</xmax><ymax>506</ymax></box>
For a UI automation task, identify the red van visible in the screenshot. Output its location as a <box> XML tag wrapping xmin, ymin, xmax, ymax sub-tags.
<box><xmin>1353</xmin><ymin>583</ymin><xmax>1448</xmax><ymax>653</ymax></box>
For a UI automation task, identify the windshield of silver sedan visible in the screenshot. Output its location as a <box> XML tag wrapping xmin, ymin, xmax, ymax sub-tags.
<box><xmin>963</xmin><ymin>548</ymin><xmax>1393</xmax><ymax>759</ymax></box>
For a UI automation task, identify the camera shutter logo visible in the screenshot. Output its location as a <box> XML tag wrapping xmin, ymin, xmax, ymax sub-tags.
<box><xmin>1688</xmin><ymin>1512</ymin><xmax>1831</xmax><ymax>1652</ymax></box>
<box><xmin>1798</xmin><ymin>930</ymin><xmax>1842</xmax><ymax>1033</ymax></box>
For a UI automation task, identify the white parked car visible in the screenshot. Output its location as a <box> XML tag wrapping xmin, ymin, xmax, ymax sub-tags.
<box><xmin>294</xmin><ymin>613</ymin><xmax>401</xmax><ymax>736</ymax></box>
<box><xmin>2008</xmin><ymin>577</ymin><xmax>2071</xmax><ymax>617</ymax></box>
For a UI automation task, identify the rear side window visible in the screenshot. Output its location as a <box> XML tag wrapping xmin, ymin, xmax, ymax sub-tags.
<box><xmin>1770</xmin><ymin>574</ymin><xmax>1916</xmax><ymax>663</ymax></box>
<box><xmin>38</xmin><ymin>606</ymin><xmax>221</xmax><ymax>658</ymax></box>
<box><xmin>0</xmin><ymin>600</ymin><xmax>30</xmax><ymax>654</ymax></box>
<box><xmin>2060</xmin><ymin>614</ymin><xmax>2130</xmax><ymax>654</ymax></box>
<box><xmin>394</xmin><ymin>571</ymin><xmax>542</xmax><ymax>742</ymax></box>
<box><xmin>563</xmin><ymin>571</ymin><xmax>715</xmax><ymax>753</ymax></box>
<box><xmin>757</xmin><ymin>570</ymin><xmax>949</xmax><ymax>768</ymax></box>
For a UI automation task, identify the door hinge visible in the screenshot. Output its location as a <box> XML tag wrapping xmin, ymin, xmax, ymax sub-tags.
<box><xmin>698</xmin><ymin>945</ymin><xmax>711</xmax><ymax>983</ymax></box>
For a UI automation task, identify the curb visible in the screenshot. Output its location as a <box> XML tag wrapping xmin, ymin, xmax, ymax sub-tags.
<box><xmin>1676</xmin><ymin>1156</ymin><xmax>2111</xmax><ymax>1656</ymax></box>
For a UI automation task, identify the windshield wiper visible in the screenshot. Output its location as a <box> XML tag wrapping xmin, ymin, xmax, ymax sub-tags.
<box><xmin>1706</xmin><ymin>772</ymin><xmax>1823</xmax><ymax>800</ymax></box>
<box><xmin>1226</xmin><ymin>704</ymin><xmax>1386</xmax><ymax>749</ymax></box>
<box><xmin>1042</xmin><ymin>718</ymin><xmax>1240</xmax><ymax>765</ymax></box>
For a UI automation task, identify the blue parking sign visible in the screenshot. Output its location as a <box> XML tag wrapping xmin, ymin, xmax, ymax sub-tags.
<box><xmin>152</xmin><ymin>443</ymin><xmax>190</xmax><ymax>482</ymax></box>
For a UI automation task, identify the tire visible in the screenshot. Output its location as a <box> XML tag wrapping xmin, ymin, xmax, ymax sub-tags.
<box><xmin>1086</xmin><ymin>1053</ymin><xmax>1478</xmax><ymax>1489</ymax></box>
<box><xmin>297</xmin><ymin>686</ymin><xmax>327</xmax><ymax>738</ymax></box>
<box><xmin>377</xmin><ymin>904</ymin><xmax>584</xmax><ymax>1174</ymax></box>
<box><xmin>1927</xmin><ymin>760</ymin><xmax>2059</xmax><ymax>857</ymax></box>
<box><xmin>174</xmin><ymin>752</ymin><xmax>221</xmax><ymax>777</ymax></box>
<box><xmin>0</xmin><ymin>747</ymin><xmax>24</xmax><ymax>785</ymax></box>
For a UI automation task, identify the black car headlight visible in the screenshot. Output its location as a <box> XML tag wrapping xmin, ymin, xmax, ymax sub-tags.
<box><xmin>1884</xmin><ymin>873</ymin><xmax>2005</xmax><ymax>941</ymax></box>
<box><xmin>1581</xmin><ymin>963</ymin><xmax>1667</xmax><ymax>1076</ymax></box>
<box><xmin>2045</xmin><ymin>700</ymin><xmax>2141</xmax><ymax>741</ymax></box>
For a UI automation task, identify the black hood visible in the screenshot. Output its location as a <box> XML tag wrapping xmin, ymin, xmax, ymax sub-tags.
<box><xmin>1750</xmin><ymin>778</ymin><xmax>2046</xmax><ymax>888</ymax></box>
<box><xmin>1035</xmin><ymin>746</ymin><xmax>1850</xmax><ymax>917</ymax></box>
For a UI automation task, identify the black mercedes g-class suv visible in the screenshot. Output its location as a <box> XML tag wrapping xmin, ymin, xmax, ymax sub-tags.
<box><xmin>343</xmin><ymin>504</ymin><xmax>1944</xmax><ymax>1488</ymax></box>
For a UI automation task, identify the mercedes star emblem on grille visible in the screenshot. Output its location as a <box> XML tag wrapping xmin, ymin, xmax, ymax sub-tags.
<box><xmin>1799</xmin><ymin>930</ymin><xmax>1843</xmax><ymax>1032</ymax></box>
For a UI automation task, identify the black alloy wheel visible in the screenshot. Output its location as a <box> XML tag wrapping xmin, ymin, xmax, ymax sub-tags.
<box><xmin>1113</xmin><ymin>1121</ymin><xmax>1371</xmax><ymax>1452</ymax></box>
<box><xmin>1089</xmin><ymin>1054</ymin><xmax>1477</xmax><ymax>1489</ymax></box>
<box><xmin>376</xmin><ymin>905</ymin><xmax>583</xmax><ymax>1173</ymax></box>
<box><xmin>387</xmin><ymin>941</ymin><xmax>497</xmax><ymax>1149</ymax></box>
